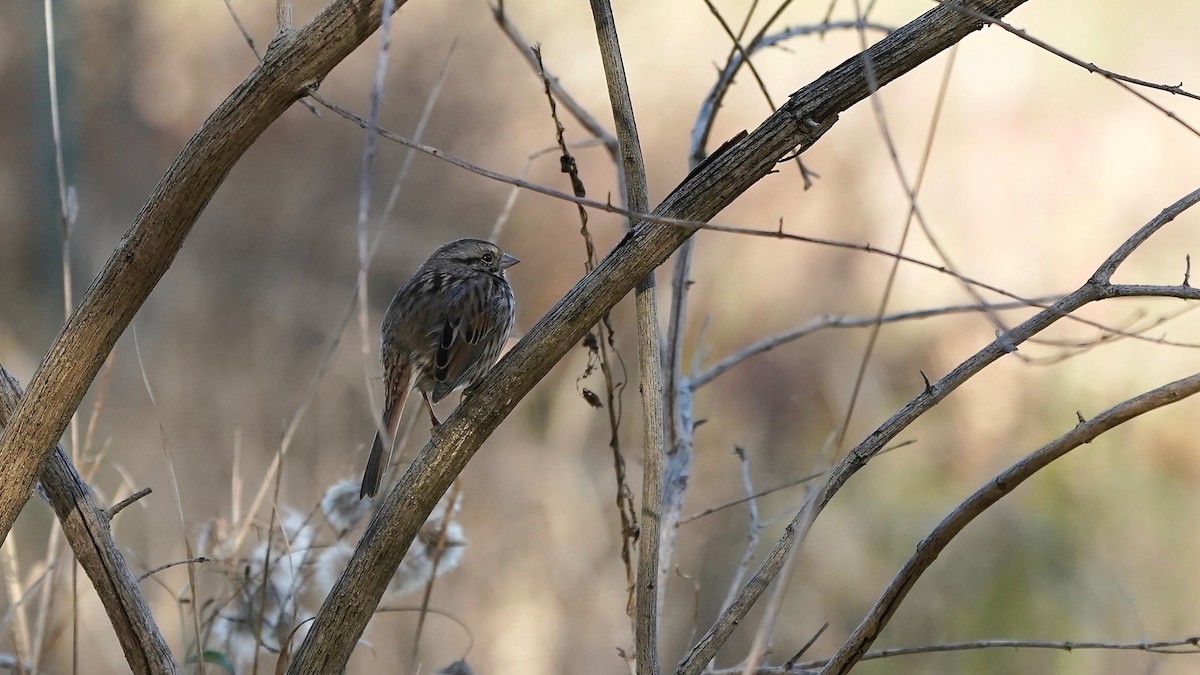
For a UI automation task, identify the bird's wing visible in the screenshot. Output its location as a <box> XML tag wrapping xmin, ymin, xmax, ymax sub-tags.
<box><xmin>431</xmin><ymin>276</ymin><xmax>504</xmax><ymax>400</ymax></box>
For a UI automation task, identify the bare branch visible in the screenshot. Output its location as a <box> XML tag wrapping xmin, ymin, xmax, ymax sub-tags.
<box><xmin>937</xmin><ymin>0</ymin><xmax>1200</xmax><ymax>137</ymax></box>
<box><xmin>714</xmin><ymin>447</ymin><xmax>761</xmax><ymax>673</ymax></box>
<box><xmin>136</xmin><ymin>557</ymin><xmax>209</xmax><ymax>583</ymax></box>
<box><xmin>0</xmin><ymin>366</ymin><xmax>176</xmax><ymax>674</ymax></box>
<box><xmin>585</xmin><ymin>2</ymin><xmax>663</xmax><ymax>672</ymax></box>
<box><xmin>719</xmin><ymin>635</ymin><xmax>1200</xmax><ymax>673</ymax></box>
<box><xmin>107</xmin><ymin>487</ymin><xmax>152</xmax><ymax>519</ymax></box>
<box><xmin>820</xmin><ymin>370</ymin><xmax>1200</xmax><ymax>673</ymax></box>
<box><xmin>675</xmin><ymin>184</ymin><xmax>1200</xmax><ymax>674</ymax></box>
<box><xmin>693</xmin><ymin>298</ymin><xmax>1061</xmax><ymax>389</ymax></box>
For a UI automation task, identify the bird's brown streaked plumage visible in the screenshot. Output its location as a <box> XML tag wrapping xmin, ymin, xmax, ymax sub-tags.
<box><xmin>360</xmin><ymin>238</ymin><xmax>518</xmax><ymax>499</ymax></box>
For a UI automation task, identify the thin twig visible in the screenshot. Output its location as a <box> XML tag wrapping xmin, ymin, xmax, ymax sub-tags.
<box><xmin>132</xmin><ymin>327</ymin><xmax>204</xmax><ymax>674</ymax></box>
<box><xmin>377</xmin><ymin>40</ymin><xmax>457</xmax><ymax>236</ymax></box>
<box><xmin>409</xmin><ymin>482</ymin><xmax>463</xmax><ymax>673</ymax></box>
<box><xmin>40</xmin><ymin>2</ymin><xmax>76</xmax><ymax>666</ymax></box>
<box><xmin>712</xmin><ymin>447</ymin><xmax>760</xmax><ymax>672</ymax></box>
<box><xmin>718</xmin><ymin>634</ymin><xmax>1200</xmax><ymax>673</ymax></box>
<box><xmin>107</xmin><ymin>487</ymin><xmax>153</xmax><ymax>520</ymax></box>
<box><xmin>224</xmin><ymin>0</ymin><xmax>261</xmax><ymax>58</ymax></box>
<box><xmin>700</xmin><ymin>0</ymin><xmax>813</xmax><ymax>187</ymax></box>
<box><xmin>935</xmin><ymin>0</ymin><xmax>1200</xmax><ymax>137</ymax></box>
<box><xmin>491</xmin><ymin>3</ymin><xmax>617</xmax><ymax>158</ymax></box>
<box><xmin>354</xmin><ymin>0</ymin><xmax>397</xmax><ymax>466</ymax></box>
<box><xmin>0</xmin><ymin>544</ymin><xmax>30</xmax><ymax>673</ymax></box>
<box><xmin>680</xmin><ymin>440</ymin><xmax>915</xmax><ymax>525</ymax></box>
<box><xmin>693</xmin><ymin>298</ymin><xmax>1060</xmax><ymax>389</ymax></box>
<box><xmin>219</xmin><ymin>0</ymin><xmax>323</xmax><ymax>116</ymax></box>
<box><xmin>136</xmin><ymin>557</ymin><xmax>209</xmax><ymax>583</ymax></box>
<box><xmin>690</xmin><ymin>20</ymin><xmax>894</xmax><ymax>167</ymax></box>
<box><xmin>530</xmin><ymin>44</ymin><xmax>639</xmax><ymax>615</ymax></box>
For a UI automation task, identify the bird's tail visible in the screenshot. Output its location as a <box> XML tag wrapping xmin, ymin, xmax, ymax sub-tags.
<box><xmin>360</xmin><ymin>364</ymin><xmax>412</xmax><ymax>499</ymax></box>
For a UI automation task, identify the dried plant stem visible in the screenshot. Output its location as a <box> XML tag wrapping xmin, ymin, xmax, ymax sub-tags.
<box><xmin>0</xmin><ymin>543</ymin><xmax>30</xmax><ymax>671</ymax></box>
<box><xmin>529</xmin><ymin>42</ymin><xmax>639</xmax><ymax>613</ymax></box>
<box><xmin>586</xmin><ymin>2</ymin><xmax>663</xmax><ymax>673</ymax></box>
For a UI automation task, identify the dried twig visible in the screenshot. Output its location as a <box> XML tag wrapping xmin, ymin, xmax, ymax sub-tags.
<box><xmin>709</xmin><ymin>447</ymin><xmax>760</xmax><ymax>672</ymax></box>
<box><xmin>136</xmin><ymin>557</ymin><xmax>209</xmax><ymax>583</ymax></box>
<box><xmin>491</xmin><ymin>3</ymin><xmax>618</xmax><ymax>157</ymax></box>
<box><xmin>936</xmin><ymin>0</ymin><xmax>1200</xmax><ymax>137</ymax></box>
<box><xmin>529</xmin><ymin>44</ymin><xmax>640</xmax><ymax>613</ymax></box>
<box><xmin>312</xmin><ymin>97</ymin><xmax>1200</xmax><ymax>354</ymax></box>
<box><xmin>107</xmin><ymin>487</ymin><xmax>152</xmax><ymax>519</ymax></box>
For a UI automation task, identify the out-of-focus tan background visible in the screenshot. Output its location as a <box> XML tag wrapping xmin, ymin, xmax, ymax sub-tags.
<box><xmin>3</xmin><ymin>0</ymin><xmax>1200</xmax><ymax>673</ymax></box>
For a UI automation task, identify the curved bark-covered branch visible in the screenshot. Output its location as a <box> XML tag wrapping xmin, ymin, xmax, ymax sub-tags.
<box><xmin>290</xmin><ymin>1</ymin><xmax>1028</xmax><ymax>672</ymax></box>
<box><xmin>821</xmin><ymin>370</ymin><xmax>1200</xmax><ymax>673</ymax></box>
<box><xmin>0</xmin><ymin>366</ymin><xmax>175</xmax><ymax>674</ymax></box>
<box><xmin>0</xmin><ymin>0</ymin><xmax>408</xmax><ymax>545</ymax></box>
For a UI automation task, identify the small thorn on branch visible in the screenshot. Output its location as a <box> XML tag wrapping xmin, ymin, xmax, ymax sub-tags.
<box><xmin>1183</xmin><ymin>254</ymin><xmax>1191</xmax><ymax>287</ymax></box>
<box><xmin>1076</xmin><ymin>410</ymin><xmax>1087</xmax><ymax>425</ymax></box>
<box><xmin>920</xmin><ymin>370</ymin><xmax>932</xmax><ymax>394</ymax></box>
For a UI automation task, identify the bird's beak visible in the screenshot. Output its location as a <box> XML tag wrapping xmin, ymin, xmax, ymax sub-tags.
<box><xmin>500</xmin><ymin>253</ymin><xmax>520</xmax><ymax>268</ymax></box>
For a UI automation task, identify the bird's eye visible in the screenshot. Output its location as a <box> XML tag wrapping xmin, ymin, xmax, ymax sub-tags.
<box><xmin>481</xmin><ymin>252</ymin><xmax>496</xmax><ymax>264</ymax></box>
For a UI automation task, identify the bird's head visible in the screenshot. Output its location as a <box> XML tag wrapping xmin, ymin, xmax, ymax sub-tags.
<box><xmin>432</xmin><ymin>238</ymin><xmax>520</xmax><ymax>274</ymax></box>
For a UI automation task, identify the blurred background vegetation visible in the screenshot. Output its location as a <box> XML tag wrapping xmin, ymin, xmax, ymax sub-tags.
<box><xmin>2</xmin><ymin>0</ymin><xmax>1200</xmax><ymax>673</ymax></box>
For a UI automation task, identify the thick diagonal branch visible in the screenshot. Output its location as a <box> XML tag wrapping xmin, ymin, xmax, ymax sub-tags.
<box><xmin>290</xmin><ymin>1</ymin><xmax>1028</xmax><ymax>672</ymax></box>
<box><xmin>0</xmin><ymin>0</ymin><xmax>409</xmax><ymax>546</ymax></box>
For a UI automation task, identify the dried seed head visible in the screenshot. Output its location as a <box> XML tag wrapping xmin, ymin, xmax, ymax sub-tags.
<box><xmin>321</xmin><ymin>478</ymin><xmax>373</xmax><ymax>532</ymax></box>
<box><xmin>314</xmin><ymin>541</ymin><xmax>355</xmax><ymax>597</ymax></box>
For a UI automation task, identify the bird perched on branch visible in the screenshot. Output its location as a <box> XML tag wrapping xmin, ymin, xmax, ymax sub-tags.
<box><xmin>360</xmin><ymin>238</ymin><xmax>518</xmax><ymax>499</ymax></box>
